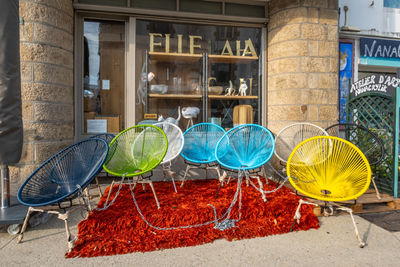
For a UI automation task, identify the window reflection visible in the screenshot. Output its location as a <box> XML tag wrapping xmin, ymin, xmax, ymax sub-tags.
<box><xmin>135</xmin><ymin>20</ymin><xmax>261</xmax><ymax>130</ymax></box>
<box><xmin>83</xmin><ymin>20</ymin><xmax>125</xmax><ymax>134</ymax></box>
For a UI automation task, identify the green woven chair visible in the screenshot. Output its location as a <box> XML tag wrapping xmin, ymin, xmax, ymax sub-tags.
<box><xmin>103</xmin><ymin>125</ymin><xmax>168</xmax><ymax>209</ymax></box>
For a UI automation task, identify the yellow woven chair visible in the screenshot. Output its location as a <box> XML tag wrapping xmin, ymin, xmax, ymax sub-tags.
<box><xmin>287</xmin><ymin>136</ymin><xmax>371</xmax><ymax>247</ymax></box>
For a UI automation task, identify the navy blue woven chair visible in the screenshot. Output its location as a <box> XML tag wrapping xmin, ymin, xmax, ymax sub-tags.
<box><xmin>88</xmin><ymin>133</ymin><xmax>116</xmax><ymax>197</ymax></box>
<box><xmin>215</xmin><ymin>124</ymin><xmax>275</xmax><ymax>201</ymax></box>
<box><xmin>180</xmin><ymin>123</ymin><xmax>226</xmax><ymax>187</ymax></box>
<box><xmin>17</xmin><ymin>138</ymin><xmax>108</xmax><ymax>252</ymax></box>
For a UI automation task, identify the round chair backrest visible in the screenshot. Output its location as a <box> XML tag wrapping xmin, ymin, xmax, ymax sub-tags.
<box><xmin>287</xmin><ymin>136</ymin><xmax>371</xmax><ymax>202</ymax></box>
<box><xmin>89</xmin><ymin>133</ymin><xmax>115</xmax><ymax>144</ymax></box>
<box><xmin>215</xmin><ymin>124</ymin><xmax>275</xmax><ymax>171</ymax></box>
<box><xmin>154</xmin><ymin>122</ymin><xmax>184</xmax><ymax>164</ymax></box>
<box><xmin>274</xmin><ymin>122</ymin><xmax>328</xmax><ymax>164</ymax></box>
<box><xmin>181</xmin><ymin>123</ymin><xmax>225</xmax><ymax>164</ymax></box>
<box><xmin>18</xmin><ymin>138</ymin><xmax>109</xmax><ymax>207</ymax></box>
<box><xmin>103</xmin><ymin>125</ymin><xmax>168</xmax><ymax>177</ymax></box>
<box><xmin>325</xmin><ymin>123</ymin><xmax>385</xmax><ymax>166</ymax></box>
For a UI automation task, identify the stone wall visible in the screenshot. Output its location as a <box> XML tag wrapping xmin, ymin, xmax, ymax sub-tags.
<box><xmin>10</xmin><ymin>0</ymin><xmax>74</xmax><ymax>194</ymax></box>
<box><xmin>267</xmin><ymin>0</ymin><xmax>339</xmax><ymax>134</ymax></box>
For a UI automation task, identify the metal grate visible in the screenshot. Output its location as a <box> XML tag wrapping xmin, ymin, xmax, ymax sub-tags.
<box><xmin>347</xmin><ymin>93</ymin><xmax>395</xmax><ymax>195</ymax></box>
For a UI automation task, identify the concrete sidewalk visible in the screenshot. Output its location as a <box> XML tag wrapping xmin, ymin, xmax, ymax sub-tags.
<box><xmin>0</xmin><ymin>202</ymin><xmax>399</xmax><ymax>267</ymax></box>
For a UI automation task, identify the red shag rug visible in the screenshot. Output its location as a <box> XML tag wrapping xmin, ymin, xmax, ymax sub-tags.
<box><xmin>66</xmin><ymin>178</ymin><xmax>319</xmax><ymax>258</ymax></box>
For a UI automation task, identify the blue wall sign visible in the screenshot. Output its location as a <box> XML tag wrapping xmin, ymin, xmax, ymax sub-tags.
<box><xmin>339</xmin><ymin>42</ymin><xmax>352</xmax><ymax>123</ymax></box>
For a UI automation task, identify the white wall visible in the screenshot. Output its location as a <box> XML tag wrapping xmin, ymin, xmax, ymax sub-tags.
<box><xmin>339</xmin><ymin>0</ymin><xmax>400</xmax><ymax>38</ymax></box>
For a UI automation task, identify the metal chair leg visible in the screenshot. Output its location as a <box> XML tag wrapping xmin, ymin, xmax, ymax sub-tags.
<box><xmin>180</xmin><ymin>165</ymin><xmax>191</xmax><ymax>187</ymax></box>
<box><xmin>166</xmin><ymin>168</ymin><xmax>177</xmax><ymax>193</ymax></box>
<box><xmin>262</xmin><ymin>166</ymin><xmax>269</xmax><ymax>184</ymax></box>
<box><xmin>255</xmin><ymin>175</ymin><xmax>267</xmax><ymax>202</ymax></box>
<box><xmin>337</xmin><ymin>206</ymin><xmax>365</xmax><ymax>248</ymax></box>
<box><xmin>17</xmin><ymin>206</ymin><xmax>33</xmax><ymax>243</ymax></box>
<box><xmin>371</xmin><ymin>176</ymin><xmax>381</xmax><ymax>200</ymax></box>
<box><xmin>57</xmin><ymin>211</ymin><xmax>75</xmax><ymax>252</ymax></box>
<box><xmin>95</xmin><ymin>177</ymin><xmax>103</xmax><ymax>198</ymax></box>
<box><xmin>84</xmin><ymin>187</ymin><xmax>92</xmax><ymax>211</ymax></box>
<box><xmin>104</xmin><ymin>180</ymin><xmax>115</xmax><ymax>207</ymax></box>
<box><xmin>290</xmin><ymin>199</ymin><xmax>318</xmax><ymax>232</ymax></box>
<box><xmin>216</xmin><ymin>181</ymin><xmax>222</xmax><ymax>198</ymax></box>
<box><xmin>148</xmin><ymin>181</ymin><xmax>160</xmax><ymax>209</ymax></box>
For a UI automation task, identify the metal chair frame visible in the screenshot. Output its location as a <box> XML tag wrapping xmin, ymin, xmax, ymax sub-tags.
<box><xmin>180</xmin><ymin>123</ymin><xmax>226</xmax><ymax>187</ymax></box>
<box><xmin>17</xmin><ymin>138</ymin><xmax>109</xmax><ymax>252</ymax></box>
<box><xmin>287</xmin><ymin>136</ymin><xmax>371</xmax><ymax>248</ymax></box>
<box><xmin>103</xmin><ymin>125</ymin><xmax>168</xmax><ymax>209</ymax></box>
<box><xmin>215</xmin><ymin>124</ymin><xmax>276</xmax><ymax>201</ymax></box>
<box><xmin>153</xmin><ymin>122</ymin><xmax>184</xmax><ymax>192</ymax></box>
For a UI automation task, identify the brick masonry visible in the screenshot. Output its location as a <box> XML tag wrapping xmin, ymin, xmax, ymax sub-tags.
<box><xmin>9</xmin><ymin>0</ymin><xmax>74</xmax><ymax>194</ymax></box>
<box><xmin>267</xmin><ymin>0</ymin><xmax>339</xmax><ymax>134</ymax></box>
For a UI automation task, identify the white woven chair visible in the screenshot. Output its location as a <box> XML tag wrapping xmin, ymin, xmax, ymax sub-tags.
<box><xmin>274</xmin><ymin>122</ymin><xmax>329</xmax><ymax>164</ymax></box>
<box><xmin>154</xmin><ymin>122</ymin><xmax>184</xmax><ymax>192</ymax></box>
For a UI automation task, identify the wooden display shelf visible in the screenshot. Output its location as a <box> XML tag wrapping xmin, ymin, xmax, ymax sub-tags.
<box><xmin>208</xmin><ymin>54</ymin><xmax>258</xmax><ymax>63</ymax></box>
<box><xmin>208</xmin><ymin>95</ymin><xmax>258</xmax><ymax>100</ymax></box>
<box><xmin>149</xmin><ymin>52</ymin><xmax>202</xmax><ymax>62</ymax></box>
<box><xmin>149</xmin><ymin>94</ymin><xmax>257</xmax><ymax>100</ymax></box>
<box><xmin>149</xmin><ymin>93</ymin><xmax>202</xmax><ymax>99</ymax></box>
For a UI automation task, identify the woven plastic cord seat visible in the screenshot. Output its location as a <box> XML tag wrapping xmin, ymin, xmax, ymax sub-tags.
<box><xmin>89</xmin><ymin>133</ymin><xmax>115</xmax><ymax>144</ymax></box>
<box><xmin>274</xmin><ymin>122</ymin><xmax>328</xmax><ymax>164</ymax></box>
<box><xmin>17</xmin><ymin>138</ymin><xmax>109</xmax><ymax>252</ymax></box>
<box><xmin>180</xmin><ymin>123</ymin><xmax>226</xmax><ymax>187</ymax></box>
<box><xmin>325</xmin><ymin>123</ymin><xmax>385</xmax><ymax>199</ymax></box>
<box><xmin>103</xmin><ymin>125</ymin><xmax>167</xmax><ymax>209</ymax></box>
<box><xmin>154</xmin><ymin>122</ymin><xmax>184</xmax><ymax>192</ymax></box>
<box><xmin>88</xmin><ymin>133</ymin><xmax>116</xmax><ymax>198</ymax></box>
<box><xmin>215</xmin><ymin>124</ymin><xmax>275</xmax><ymax>201</ymax></box>
<box><xmin>287</xmin><ymin>136</ymin><xmax>371</xmax><ymax>247</ymax></box>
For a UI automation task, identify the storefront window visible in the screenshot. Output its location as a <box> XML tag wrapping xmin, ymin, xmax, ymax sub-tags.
<box><xmin>135</xmin><ymin>20</ymin><xmax>262</xmax><ymax>130</ymax></box>
<box><xmin>83</xmin><ymin>20</ymin><xmax>125</xmax><ymax>134</ymax></box>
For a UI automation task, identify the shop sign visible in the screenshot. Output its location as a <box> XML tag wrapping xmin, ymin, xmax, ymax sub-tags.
<box><xmin>350</xmin><ymin>74</ymin><xmax>400</xmax><ymax>98</ymax></box>
<box><xmin>360</xmin><ymin>38</ymin><xmax>400</xmax><ymax>59</ymax></box>
<box><xmin>149</xmin><ymin>33</ymin><xmax>258</xmax><ymax>57</ymax></box>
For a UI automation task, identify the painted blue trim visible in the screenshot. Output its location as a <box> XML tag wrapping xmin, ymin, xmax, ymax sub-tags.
<box><xmin>394</xmin><ymin>87</ymin><xmax>400</xmax><ymax>198</ymax></box>
<box><xmin>360</xmin><ymin>56</ymin><xmax>400</xmax><ymax>68</ymax></box>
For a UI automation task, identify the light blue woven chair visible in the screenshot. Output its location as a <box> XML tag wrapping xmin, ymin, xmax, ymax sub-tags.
<box><xmin>180</xmin><ymin>123</ymin><xmax>226</xmax><ymax>187</ymax></box>
<box><xmin>215</xmin><ymin>124</ymin><xmax>275</xmax><ymax>200</ymax></box>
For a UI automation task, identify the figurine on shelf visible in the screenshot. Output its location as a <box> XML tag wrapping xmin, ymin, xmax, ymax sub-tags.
<box><xmin>238</xmin><ymin>78</ymin><xmax>248</xmax><ymax>96</ymax></box>
<box><xmin>136</xmin><ymin>62</ymin><xmax>155</xmax><ymax>105</ymax></box>
<box><xmin>182</xmin><ymin>106</ymin><xmax>200</xmax><ymax>129</ymax></box>
<box><xmin>224</xmin><ymin>80</ymin><xmax>236</xmax><ymax>96</ymax></box>
<box><xmin>158</xmin><ymin>106</ymin><xmax>181</xmax><ymax>126</ymax></box>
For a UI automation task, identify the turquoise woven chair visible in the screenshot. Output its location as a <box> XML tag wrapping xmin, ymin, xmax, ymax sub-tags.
<box><xmin>215</xmin><ymin>124</ymin><xmax>275</xmax><ymax>200</ymax></box>
<box><xmin>103</xmin><ymin>125</ymin><xmax>168</xmax><ymax>209</ymax></box>
<box><xmin>180</xmin><ymin>123</ymin><xmax>226</xmax><ymax>187</ymax></box>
